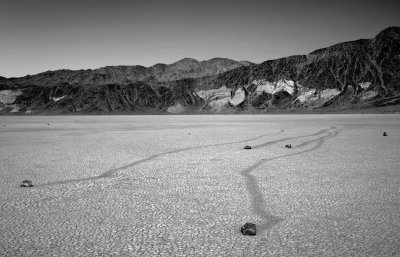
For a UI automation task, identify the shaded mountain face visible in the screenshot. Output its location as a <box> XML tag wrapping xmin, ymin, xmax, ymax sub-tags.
<box><xmin>9</xmin><ymin>81</ymin><xmax>203</xmax><ymax>113</ymax></box>
<box><xmin>1</xmin><ymin>27</ymin><xmax>400</xmax><ymax>114</ymax></box>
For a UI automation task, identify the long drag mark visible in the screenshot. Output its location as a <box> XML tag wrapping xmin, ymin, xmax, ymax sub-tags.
<box><xmin>240</xmin><ymin>127</ymin><xmax>340</xmax><ymax>233</ymax></box>
<box><xmin>37</xmin><ymin>129</ymin><xmax>285</xmax><ymax>187</ymax></box>
<box><xmin>98</xmin><ymin>129</ymin><xmax>285</xmax><ymax>179</ymax></box>
<box><xmin>252</xmin><ymin>126</ymin><xmax>336</xmax><ymax>149</ymax></box>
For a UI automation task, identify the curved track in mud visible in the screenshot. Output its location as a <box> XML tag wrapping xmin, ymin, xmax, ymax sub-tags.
<box><xmin>37</xmin><ymin>126</ymin><xmax>341</xmax><ymax>235</ymax></box>
<box><xmin>239</xmin><ymin>126</ymin><xmax>340</xmax><ymax>232</ymax></box>
<box><xmin>38</xmin><ymin>129</ymin><xmax>285</xmax><ymax>187</ymax></box>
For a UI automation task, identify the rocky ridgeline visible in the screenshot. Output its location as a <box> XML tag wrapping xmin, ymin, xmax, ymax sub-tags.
<box><xmin>2</xmin><ymin>58</ymin><xmax>251</xmax><ymax>88</ymax></box>
<box><xmin>1</xmin><ymin>27</ymin><xmax>399</xmax><ymax>114</ymax></box>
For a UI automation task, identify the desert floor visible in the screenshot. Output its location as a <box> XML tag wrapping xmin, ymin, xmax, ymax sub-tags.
<box><xmin>1</xmin><ymin>114</ymin><xmax>399</xmax><ymax>256</ymax></box>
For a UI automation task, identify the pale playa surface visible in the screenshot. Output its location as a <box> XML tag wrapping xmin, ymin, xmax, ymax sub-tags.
<box><xmin>0</xmin><ymin>115</ymin><xmax>399</xmax><ymax>256</ymax></box>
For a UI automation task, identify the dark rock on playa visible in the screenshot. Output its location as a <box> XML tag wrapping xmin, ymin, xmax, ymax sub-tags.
<box><xmin>285</xmin><ymin>144</ymin><xmax>292</xmax><ymax>148</ymax></box>
<box><xmin>244</xmin><ymin>145</ymin><xmax>252</xmax><ymax>149</ymax></box>
<box><xmin>383</xmin><ymin>132</ymin><xmax>387</xmax><ymax>136</ymax></box>
<box><xmin>241</xmin><ymin>223</ymin><xmax>256</xmax><ymax>236</ymax></box>
<box><xmin>20</xmin><ymin>180</ymin><xmax>33</xmax><ymax>187</ymax></box>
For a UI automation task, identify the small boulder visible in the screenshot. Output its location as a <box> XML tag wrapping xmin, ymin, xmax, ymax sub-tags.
<box><xmin>285</xmin><ymin>144</ymin><xmax>292</xmax><ymax>148</ymax></box>
<box><xmin>244</xmin><ymin>145</ymin><xmax>252</xmax><ymax>150</ymax></box>
<box><xmin>241</xmin><ymin>223</ymin><xmax>256</xmax><ymax>236</ymax></box>
<box><xmin>383</xmin><ymin>132</ymin><xmax>387</xmax><ymax>136</ymax></box>
<box><xmin>20</xmin><ymin>180</ymin><xmax>33</xmax><ymax>187</ymax></box>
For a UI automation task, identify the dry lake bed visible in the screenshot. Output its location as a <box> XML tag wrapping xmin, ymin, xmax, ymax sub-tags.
<box><xmin>1</xmin><ymin>114</ymin><xmax>400</xmax><ymax>256</ymax></box>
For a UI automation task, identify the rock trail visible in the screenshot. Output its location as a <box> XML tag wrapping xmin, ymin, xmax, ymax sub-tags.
<box><xmin>240</xmin><ymin>126</ymin><xmax>340</xmax><ymax>233</ymax></box>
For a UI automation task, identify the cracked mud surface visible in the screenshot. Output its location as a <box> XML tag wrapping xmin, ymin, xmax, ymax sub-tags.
<box><xmin>1</xmin><ymin>115</ymin><xmax>400</xmax><ymax>256</ymax></box>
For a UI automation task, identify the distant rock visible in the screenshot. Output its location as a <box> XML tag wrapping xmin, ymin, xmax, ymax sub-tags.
<box><xmin>285</xmin><ymin>144</ymin><xmax>292</xmax><ymax>148</ymax></box>
<box><xmin>383</xmin><ymin>132</ymin><xmax>387</xmax><ymax>136</ymax></box>
<box><xmin>244</xmin><ymin>145</ymin><xmax>252</xmax><ymax>149</ymax></box>
<box><xmin>241</xmin><ymin>223</ymin><xmax>256</xmax><ymax>236</ymax></box>
<box><xmin>20</xmin><ymin>180</ymin><xmax>33</xmax><ymax>187</ymax></box>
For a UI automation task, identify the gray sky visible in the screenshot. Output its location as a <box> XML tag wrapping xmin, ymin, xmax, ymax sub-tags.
<box><xmin>1</xmin><ymin>0</ymin><xmax>399</xmax><ymax>77</ymax></box>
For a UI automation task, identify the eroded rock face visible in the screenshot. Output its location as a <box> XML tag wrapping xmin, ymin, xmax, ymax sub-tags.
<box><xmin>361</xmin><ymin>90</ymin><xmax>378</xmax><ymax>100</ymax></box>
<box><xmin>167</xmin><ymin>103</ymin><xmax>186</xmax><ymax>113</ymax></box>
<box><xmin>359</xmin><ymin>82</ymin><xmax>371</xmax><ymax>90</ymax></box>
<box><xmin>197</xmin><ymin>86</ymin><xmax>234</xmax><ymax>112</ymax></box>
<box><xmin>293</xmin><ymin>88</ymin><xmax>341</xmax><ymax>108</ymax></box>
<box><xmin>0</xmin><ymin>90</ymin><xmax>23</xmax><ymax>112</ymax></box>
<box><xmin>196</xmin><ymin>86</ymin><xmax>231</xmax><ymax>100</ymax></box>
<box><xmin>229</xmin><ymin>88</ymin><xmax>247</xmax><ymax>107</ymax></box>
<box><xmin>0</xmin><ymin>90</ymin><xmax>23</xmax><ymax>104</ymax></box>
<box><xmin>253</xmin><ymin>79</ymin><xmax>295</xmax><ymax>95</ymax></box>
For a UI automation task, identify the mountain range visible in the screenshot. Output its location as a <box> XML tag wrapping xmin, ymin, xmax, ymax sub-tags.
<box><xmin>1</xmin><ymin>27</ymin><xmax>399</xmax><ymax>114</ymax></box>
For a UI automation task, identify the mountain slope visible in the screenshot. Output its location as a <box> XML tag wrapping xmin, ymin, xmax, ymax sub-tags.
<box><xmin>1</xmin><ymin>27</ymin><xmax>399</xmax><ymax>114</ymax></box>
<box><xmin>9</xmin><ymin>81</ymin><xmax>203</xmax><ymax>113</ymax></box>
<box><xmin>197</xmin><ymin>27</ymin><xmax>400</xmax><ymax>111</ymax></box>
